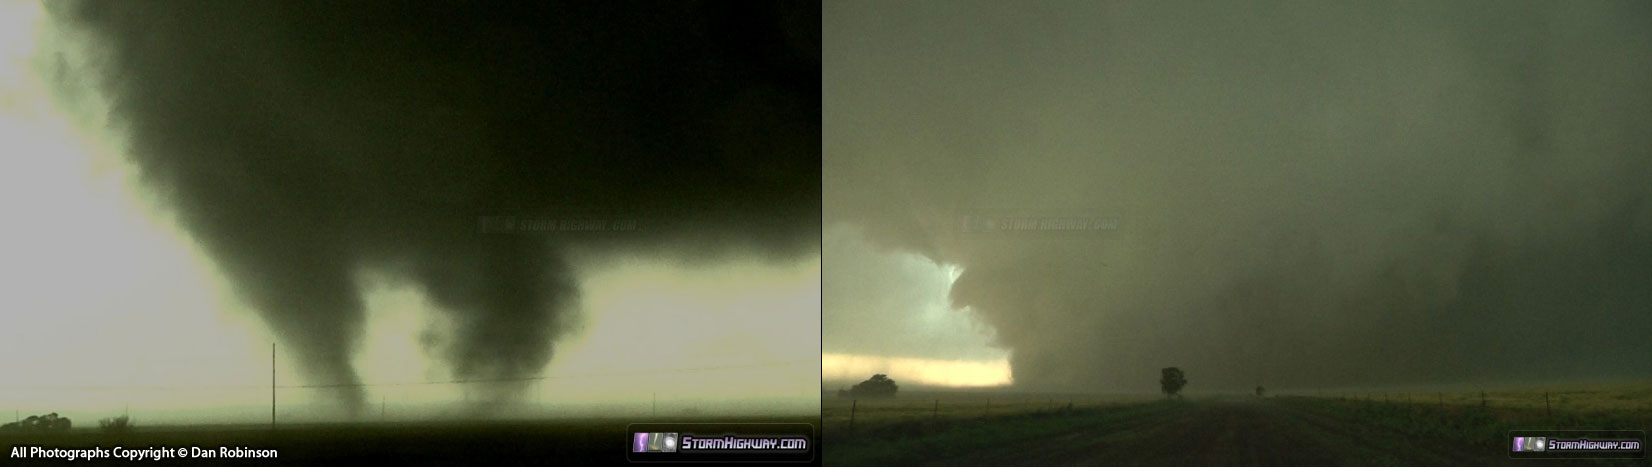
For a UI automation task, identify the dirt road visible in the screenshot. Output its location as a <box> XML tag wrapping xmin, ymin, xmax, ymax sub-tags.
<box><xmin>898</xmin><ymin>399</ymin><xmax>1546</xmax><ymax>466</ymax></box>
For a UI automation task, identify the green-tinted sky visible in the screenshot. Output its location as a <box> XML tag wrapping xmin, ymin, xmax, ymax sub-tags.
<box><xmin>825</xmin><ymin>0</ymin><xmax>1651</xmax><ymax>393</ymax></box>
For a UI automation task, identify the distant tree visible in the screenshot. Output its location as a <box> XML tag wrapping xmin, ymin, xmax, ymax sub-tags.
<box><xmin>836</xmin><ymin>387</ymin><xmax>851</xmax><ymax>398</ymax></box>
<box><xmin>39</xmin><ymin>413</ymin><xmax>69</xmax><ymax>431</ymax></box>
<box><xmin>1160</xmin><ymin>367</ymin><xmax>1187</xmax><ymax>399</ymax></box>
<box><xmin>3</xmin><ymin>413</ymin><xmax>69</xmax><ymax>432</ymax></box>
<box><xmin>850</xmin><ymin>374</ymin><xmax>899</xmax><ymax>398</ymax></box>
<box><xmin>1255</xmin><ymin>385</ymin><xmax>1265</xmax><ymax>397</ymax></box>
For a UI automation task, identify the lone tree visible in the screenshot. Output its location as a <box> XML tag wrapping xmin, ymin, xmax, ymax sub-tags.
<box><xmin>1160</xmin><ymin>367</ymin><xmax>1187</xmax><ymax>399</ymax></box>
<box><xmin>849</xmin><ymin>374</ymin><xmax>899</xmax><ymax>398</ymax></box>
<box><xmin>1255</xmin><ymin>385</ymin><xmax>1265</xmax><ymax>398</ymax></box>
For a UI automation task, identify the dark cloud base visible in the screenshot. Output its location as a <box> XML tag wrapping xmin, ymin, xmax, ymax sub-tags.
<box><xmin>50</xmin><ymin>0</ymin><xmax>820</xmax><ymax>413</ymax></box>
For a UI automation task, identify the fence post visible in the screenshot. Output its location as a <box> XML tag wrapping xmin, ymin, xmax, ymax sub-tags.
<box><xmin>1544</xmin><ymin>392</ymin><xmax>1551</xmax><ymax>417</ymax></box>
<box><xmin>1480</xmin><ymin>391</ymin><xmax>1486</xmax><ymax>409</ymax></box>
<box><xmin>932</xmin><ymin>399</ymin><xmax>938</xmax><ymax>421</ymax></box>
<box><xmin>1438</xmin><ymin>393</ymin><xmax>1443</xmax><ymax>409</ymax></box>
<box><xmin>848</xmin><ymin>400</ymin><xmax>857</xmax><ymax>436</ymax></box>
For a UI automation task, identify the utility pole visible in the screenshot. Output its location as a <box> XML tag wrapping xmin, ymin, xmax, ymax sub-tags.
<box><xmin>848</xmin><ymin>400</ymin><xmax>856</xmax><ymax>436</ymax></box>
<box><xmin>271</xmin><ymin>343</ymin><xmax>276</xmax><ymax>429</ymax></box>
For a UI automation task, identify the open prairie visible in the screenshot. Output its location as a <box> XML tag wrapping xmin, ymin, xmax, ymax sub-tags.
<box><xmin>823</xmin><ymin>389</ymin><xmax>1159</xmax><ymax>437</ymax></box>
<box><xmin>824</xmin><ymin>385</ymin><xmax>1651</xmax><ymax>466</ymax></box>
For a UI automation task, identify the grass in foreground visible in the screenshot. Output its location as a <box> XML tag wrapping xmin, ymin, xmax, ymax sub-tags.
<box><xmin>823</xmin><ymin>385</ymin><xmax>1651</xmax><ymax>466</ymax></box>
<box><xmin>823</xmin><ymin>390</ymin><xmax>1158</xmax><ymax>437</ymax></box>
<box><xmin>825</xmin><ymin>398</ymin><xmax>1185</xmax><ymax>466</ymax></box>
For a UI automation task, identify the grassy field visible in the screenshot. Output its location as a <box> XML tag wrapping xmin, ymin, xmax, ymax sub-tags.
<box><xmin>1301</xmin><ymin>381</ymin><xmax>1652</xmax><ymax>414</ymax></box>
<box><xmin>822</xmin><ymin>389</ymin><xmax>1160</xmax><ymax>440</ymax></box>
<box><xmin>1277</xmin><ymin>383</ymin><xmax>1652</xmax><ymax>445</ymax></box>
<box><xmin>827</xmin><ymin>398</ymin><xmax>1188</xmax><ymax>465</ymax></box>
<box><xmin>824</xmin><ymin>384</ymin><xmax>1651</xmax><ymax>466</ymax></box>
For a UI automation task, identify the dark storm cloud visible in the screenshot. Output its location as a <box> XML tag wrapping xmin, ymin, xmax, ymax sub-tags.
<box><xmin>826</xmin><ymin>0</ymin><xmax>1652</xmax><ymax>392</ymax></box>
<box><xmin>49</xmin><ymin>0</ymin><xmax>819</xmax><ymax>412</ymax></box>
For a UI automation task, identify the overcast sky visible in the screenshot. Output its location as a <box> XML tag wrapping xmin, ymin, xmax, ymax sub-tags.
<box><xmin>0</xmin><ymin>0</ymin><xmax>819</xmax><ymax>424</ymax></box>
<box><xmin>825</xmin><ymin>0</ymin><xmax>1652</xmax><ymax>393</ymax></box>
